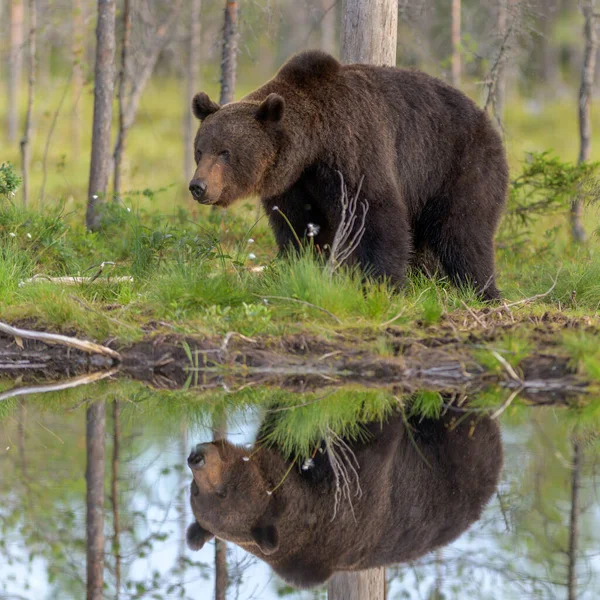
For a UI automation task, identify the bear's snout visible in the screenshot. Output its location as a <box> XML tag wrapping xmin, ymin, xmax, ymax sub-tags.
<box><xmin>189</xmin><ymin>178</ymin><xmax>208</xmax><ymax>202</ymax></box>
<box><xmin>188</xmin><ymin>444</ymin><xmax>207</xmax><ymax>470</ymax></box>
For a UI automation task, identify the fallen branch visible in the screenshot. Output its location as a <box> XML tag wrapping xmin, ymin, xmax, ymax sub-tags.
<box><xmin>489</xmin><ymin>270</ymin><xmax>561</xmax><ymax>313</ymax></box>
<box><xmin>0</xmin><ymin>369</ymin><xmax>119</xmax><ymax>402</ymax></box>
<box><xmin>0</xmin><ymin>321</ymin><xmax>121</xmax><ymax>361</ymax></box>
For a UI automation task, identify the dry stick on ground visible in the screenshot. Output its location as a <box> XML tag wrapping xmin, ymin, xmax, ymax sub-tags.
<box><xmin>20</xmin><ymin>0</ymin><xmax>37</xmax><ymax>207</ymax></box>
<box><xmin>572</xmin><ymin>0</ymin><xmax>598</xmax><ymax>243</ymax></box>
<box><xmin>112</xmin><ymin>0</ymin><xmax>182</xmax><ymax>198</ymax></box>
<box><xmin>0</xmin><ymin>321</ymin><xmax>121</xmax><ymax>360</ymax></box>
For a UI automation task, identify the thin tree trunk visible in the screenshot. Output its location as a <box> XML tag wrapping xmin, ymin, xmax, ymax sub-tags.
<box><xmin>184</xmin><ymin>0</ymin><xmax>202</xmax><ymax>181</ymax></box>
<box><xmin>451</xmin><ymin>0</ymin><xmax>461</xmax><ymax>86</ymax></box>
<box><xmin>112</xmin><ymin>0</ymin><xmax>182</xmax><ymax>198</ymax></box>
<box><xmin>86</xmin><ymin>0</ymin><xmax>116</xmax><ymax>231</ymax></box>
<box><xmin>341</xmin><ymin>0</ymin><xmax>397</xmax><ymax>67</ymax></box>
<box><xmin>178</xmin><ymin>423</ymin><xmax>189</xmax><ymax>568</ymax></box>
<box><xmin>219</xmin><ymin>0</ymin><xmax>238</xmax><ymax>106</ymax></box>
<box><xmin>332</xmin><ymin>3</ymin><xmax>397</xmax><ymax>597</ymax></box>
<box><xmin>320</xmin><ymin>0</ymin><xmax>336</xmax><ymax>55</ymax></box>
<box><xmin>113</xmin><ymin>0</ymin><xmax>131</xmax><ymax>199</ymax></box>
<box><xmin>19</xmin><ymin>0</ymin><xmax>36</xmax><ymax>207</ymax></box>
<box><xmin>112</xmin><ymin>400</ymin><xmax>121</xmax><ymax>600</ymax></box>
<box><xmin>214</xmin><ymin>415</ymin><xmax>228</xmax><ymax>600</ymax></box>
<box><xmin>572</xmin><ymin>1</ymin><xmax>598</xmax><ymax>243</ymax></box>
<box><xmin>86</xmin><ymin>402</ymin><xmax>106</xmax><ymax>600</ymax></box>
<box><xmin>567</xmin><ymin>438</ymin><xmax>582</xmax><ymax>600</ymax></box>
<box><xmin>71</xmin><ymin>0</ymin><xmax>84</xmax><ymax>154</ymax></box>
<box><xmin>8</xmin><ymin>0</ymin><xmax>24</xmax><ymax>143</ymax></box>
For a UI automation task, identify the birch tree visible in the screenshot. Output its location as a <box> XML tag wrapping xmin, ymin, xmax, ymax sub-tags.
<box><xmin>8</xmin><ymin>0</ymin><xmax>24</xmax><ymax>143</ymax></box>
<box><xmin>451</xmin><ymin>0</ymin><xmax>461</xmax><ymax>86</ymax></box>
<box><xmin>184</xmin><ymin>0</ymin><xmax>202</xmax><ymax>181</ymax></box>
<box><xmin>219</xmin><ymin>0</ymin><xmax>238</xmax><ymax>106</ymax></box>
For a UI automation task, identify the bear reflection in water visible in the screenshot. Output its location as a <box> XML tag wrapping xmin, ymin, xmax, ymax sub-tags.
<box><xmin>186</xmin><ymin>411</ymin><xmax>502</xmax><ymax>589</ymax></box>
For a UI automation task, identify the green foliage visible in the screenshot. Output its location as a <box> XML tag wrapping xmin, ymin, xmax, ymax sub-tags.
<box><xmin>0</xmin><ymin>162</ymin><xmax>21</xmax><ymax>198</ymax></box>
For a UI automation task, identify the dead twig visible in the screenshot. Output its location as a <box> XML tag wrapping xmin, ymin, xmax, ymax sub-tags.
<box><xmin>488</xmin><ymin>269</ymin><xmax>561</xmax><ymax>313</ymax></box>
<box><xmin>0</xmin><ymin>321</ymin><xmax>121</xmax><ymax>361</ymax></box>
<box><xmin>490</xmin><ymin>350</ymin><xmax>523</xmax><ymax>383</ymax></box>
<box><xmin>490</xmin><ymin>386</ymin><xmax>523</xmax><ymax>420</ymax></box>
<box><xmin>256</xmin><ymin>295</ymin><xmax>342</xmax><ymax>324</ymax></box>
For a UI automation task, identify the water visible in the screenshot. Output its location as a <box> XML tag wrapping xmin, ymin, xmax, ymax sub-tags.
<box><xmin>0</xmin><ymin>377</ymin><xmax>598</xmax><ymax>600</ymax></box>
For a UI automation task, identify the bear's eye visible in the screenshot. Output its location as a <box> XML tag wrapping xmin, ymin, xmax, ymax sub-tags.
<box><xmin>219</xmin><ymin>150</ymin><xmax>231</xmax><ymax>161</ymax></box>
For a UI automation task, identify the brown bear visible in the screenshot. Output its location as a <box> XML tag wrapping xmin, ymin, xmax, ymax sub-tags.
<box><xmin>189</xmin><ymin>51</ymin><xmax>508</xmax><ymax>300</ymax></box>
<box><xmin>185</xmin><ymin>411</ymin><xmax>503</xmax><ymax>588</ymax></box>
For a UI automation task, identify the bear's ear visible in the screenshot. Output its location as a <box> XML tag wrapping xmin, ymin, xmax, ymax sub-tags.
<box><xmin>186</xmin><ymin>521</ymin><xmax>214</xmax><ymax>551</ymax></box>
<box><xmin>192</xmin><ymin>93</ymin><xmax>220</xmax><ymax>121</ymax></box>
<box><xmin>251</xmin><ymin>523</ymin><xmax>279</xmax><ymax>555</ymax></box>
<box><xmin>256</xmin><ymin>93</ymin><xmax>285</xmax><ymax>123</ymax></box>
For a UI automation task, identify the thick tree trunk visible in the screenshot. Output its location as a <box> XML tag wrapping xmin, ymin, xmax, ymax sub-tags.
<box><xmin>8</xmin><ymin>0</ymin><xmax>24</xmax><ymax>143</ymax></box>
<box><xmin>567</xmin><ymin>438</ymin><xmax>582</xmax><ymax>600</ymax></box>
<box><xmin>331</xmin><ymin>3</ymin><xmax>397</xmax><ymax>598</ymax></box>
<box><xmin>340</xmin><ymin>0</ymin><xmax>397</xmax><ymax>66</ymax></box>
<box><xmin>214</xmin><ymin>415</ymin><xmax>228</xmax><ymax>600</ymax></box>
<box><xmin>19</xmin><ymin>0</ymin><xmax>36</xmax><ymax>207</ymax></box>
<box><xmin>86</xmin><ymin>402</ymin><xmax>106</xmax><ymax>600</ymax></box>
<box><xmin>112</xmin><ymin>400</ymin><xmax>121</xmax><ymax>599</ymax></box>
<box><xmin>328</xmin><ymin>570</ymin><xmax>386</xmax><ymax>600</ymax></box>
<box><xmin>86</xmin><ymin>0</ymin><xmax>116</xmax><ymax>231</ymax></box>
<box><xmin>320</xmin><ymin>0</ymin><xmax>336</xmax><ymax>55</ymax></box>
<box><xmin>219</xmin><ymin>0</ymin><xmax>238</xmax><ymax>105</ymax></box>
<box><xmin>184</xmin><ymin>0</ymin><xmax>202</xmax><ymax>181</ymax></box>
<box><xmin>71</xmin><ymin>0</ymin><xmax>84</xmax><ymax>154</ymax></box>
<box><xmin>451</xmin><ymin>0</ymin><xmax>461</xmax><ymax>86</ymax></box>
<box><xmin>112</xmin><ymin>0</ymin><xmax>131</xmax><ymax>199</ymax></box>
<box><xmin>572</xmin><ymin>1</ymin><xmax>597</xmax><ymax>243</ymax></box>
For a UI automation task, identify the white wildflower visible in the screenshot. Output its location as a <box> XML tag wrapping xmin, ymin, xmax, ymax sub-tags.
<box><xmin>247</xmin><ymin>238</ymin><xmax>254</xmax><ymax>244</ymax></box>
<box><xmin>248</xmin><ymin>253</ymin><xmax>256</xmax><ymax>260</ymax></box>
<box><xmin>242</xmin><ymin>456</ymin><xmax>250</xmax><ymax>462</ymax></box>
<box><xmin>92</xmin><ymin>194</ymin><xmax>98</xmax><ymax>199</ymax></box>
<box><xmin>307</xmin><ymin>223</ymin><xmax>320</xmax><ymax>238</ymax></box>
<box><xmin>26</xmin><ymin>233</ymin><xmax>32</xmax><ymax>239</ymax></box>
<box><xmin>126</xmin><ymin>207</ymin><xmax>131</xmax><ymax>212</ymax></box>
<box><xmin>9</xmin><ymin>232</ymin><xmax>16</xmax><ymax>238</ymax></box>
<box><xmin>301</xmin><ymin>458</ymin><xmax>314</xmax><ymax>471</ymax></box>
<box><xmin>272</xmin><ymin>205</ymin><xmax>279</xmax><ymax>212</ymax></box>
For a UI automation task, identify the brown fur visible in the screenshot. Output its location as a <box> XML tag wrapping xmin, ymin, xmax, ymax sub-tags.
<box><xmin>186</xmin><ymin>412</ymin><xmax>503</xmax><ymax>589</ymax></box>
<box><xmin>189</xmin><ymin>50</ymin><xmax>508</xmax><ymax>300</ymax></box>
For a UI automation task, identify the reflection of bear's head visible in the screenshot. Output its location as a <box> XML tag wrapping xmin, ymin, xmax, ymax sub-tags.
<box><xmin>189</xmin><ymin>93</ymin><xmax>285</xmax><ymax>207</ymax></box>
<box><xmin>186</xmin><ymin>441</ymin><xmax>280</xmax><ymax>556</ymax></box>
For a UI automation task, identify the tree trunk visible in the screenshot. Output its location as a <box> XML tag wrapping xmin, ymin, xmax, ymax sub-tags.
<box><xmin>567</xmin><ymin>438</ymin><xmax>582</xmax><ymax>600</ymax></box>
<box><xmin>328</xmin><ymin>570</ymin><xmax>386</xmax><ymax>600</ymax></box>
<box><xmin>219</xmin><ymin>0</ymin><xmax>238</xmax><ymax>105</ymax></box>
<box><xmin>495</xmin><ymin>0</ymin><xmax>508</xmax><ymax>124</ymax></box>
<box><xmin>332</xmin><ymin>3</ymin><xmax>397</xmax><ymax>598</ymax></box>
<box><xmin>184</xmin><ymin>0</ymin><xmax>202</xmax><ymax>181</ymax></box>
<box><xmin>451</xmin><ymin>0</ymin><xmax>461</xmax><ymax>86</ymax></box>
<box><xmin>214</xmin><ymin>415</ymin><xmax>228</xmax><ymax>600</ymax></box>
<box><xmin>111</xmin><ymin>400</ymin><xmax>121</xmax><ymax>600</ymax></box>
<box><xmin>320</xmin><ymin>0</ymin><xmax>336</xmax><ymax>55</ymax></box>
<box><xmin>19</xmin><ymin>0</ymin><xmax>36</xmax><ymax>207</ymax></box>
<box><xmin>340</xmin><ymin>0</ymin><xmax>397</xmax><ymax>66</ymax></box>
<box><xmin>86</xmin><ymin>0</ymin><xmax>116</xmax><ymax>231</ymax></box>
<box><xmin>8</xmin><ymin>0</ymin><xmax>24</xmax><ymax>143</ymax></box>
<box><xmin>112</xmin><ymin>0</ymin><xmax>131</xmax><ymax>199</ymax></box>
<box><xmin>112</xmin><ymin>0</ymin><xmax>182</xmax><ymax>199</ymax></box>
<box><xmin>71</xmin><ymin>0</ymin><xmax>84</xmax><ymax>154</ymax></box>
<box><xmin>86</xmin><ymin>402</ymin><xmax>106</xmax><ymax>600</ymax></box>
<box><xmin>572</xmin><ymin>1</ymin><xmax>597</xmax><ymax>243</ymax></box>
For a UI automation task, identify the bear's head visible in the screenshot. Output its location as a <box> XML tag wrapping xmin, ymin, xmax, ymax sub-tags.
<box><xmin>186</xmin><ymin>441</ymin><xmax>280</xmax><ymax>556</ymax></box>
<box><xmin>189</xmin><ymin>92</ymin><xmax>285</xmax><ymax>207</ymax></box>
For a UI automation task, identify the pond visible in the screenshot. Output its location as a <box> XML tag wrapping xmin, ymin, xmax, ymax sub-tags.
<box><xmin>1</xmin><ymin>361</ymin><xmax>599</xmax><ymax>600</ymax></box>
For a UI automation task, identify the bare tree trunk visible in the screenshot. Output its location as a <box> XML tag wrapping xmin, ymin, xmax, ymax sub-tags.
<box><xmin>86</xmin><ymin>402</ymin><xmax>106</xmax><ymax>600</ymax></box>
<box><xmin>451</xmin><ymin>0</ymin><xmax>461</xmax><ymax>86</ymax></box>
<box><xmin>86</xmin><ymin>0</ymin><xmax>116</xmax><ymax>231</ymax></box>
<box><xmin>111</xmin><ymin>400</ymin><xmax>121</xmax><ymax>600</ymax></box>
<box><xmin>71</xmin><ymin>0</ymin><xmax>84</xmax><ymax>154</ymax></box>
<box><xmin>112</xmin><ymin>1</ymin><xmax>182</xmax><ymax>199</ymax></box>
<box><xmin>328</xmin><ymin>570</ymin><xmax>386</xmax><ymax>600</ymax></box>
<box><xmin>341</xmin><ymin>0</ymin><xmax>397</xmax><ymax>66</ymax></box>
<box><xmin>214</xmin><ymin>415</ymin><xmax>228</xmax><ymax>600</ymax></box>
<box><xmin>19</xmin><ymin>0</ymin><xmax>36</xmax><ymax>207</ymax></box>
<box><xmin>219</xmin><ymin>0</ymin><xmax>238</xmax><ymax>106</ymax></box>
<box><xmin>8</xmin><ymin>0</ymin><xmax>24</xmax><ymax>143</ymax></box>
<box><xmin>331</xmin><ymin>3</ymin><xmax>397</xmax><ymax>598</ymax></box>
<box><xmin>112</xmin><ymin>0</ymin><xmax>131</xmax><ymax>199</ymax></box>
<box><xmin>572</xmin><ymin>0</ymin><xmax>598</xmax><ymax>243</ymax></box>
<box><xmin>177</xmin><ymin>423</ymin><xmax>189</xmax><ymax>568</ymax></box>
<box><xmin>567</xmin><ymin>438</ymin><xmax>582</xmax><ymax>600</ymax></box>
<box><xmin>184</xmin><ymin>0</ymin><xmax>202</xmax><ymax>181</ymax></box>
<box><xmin>321</xmin><ymin>0</ymin><xmax>336</xmax><ymax>55</ymax></box>
<box><xmin>496</xmin><ymin>0</ymin><xmax>507</xmax><ymax>120</ymax></box>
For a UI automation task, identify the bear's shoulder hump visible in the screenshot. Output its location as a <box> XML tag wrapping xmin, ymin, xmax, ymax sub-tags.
<box><xmin>277</xmin><ymin>50</ymin><xmax>340</xmax><ymax>87</ymax></box>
